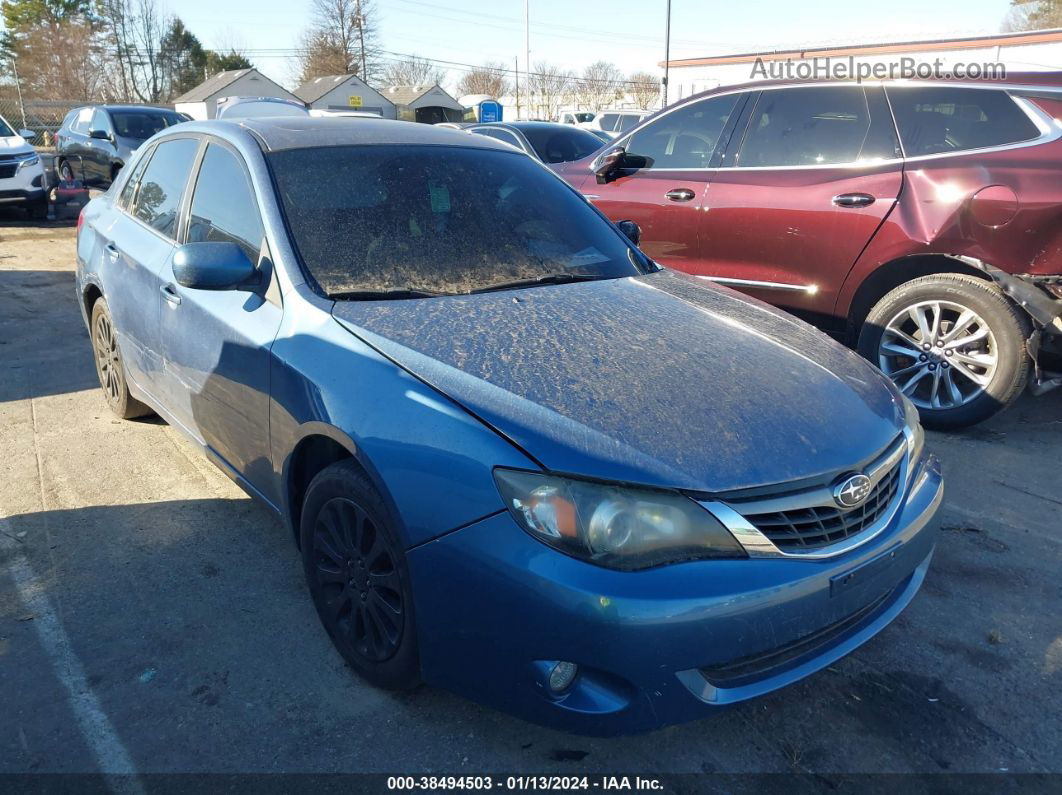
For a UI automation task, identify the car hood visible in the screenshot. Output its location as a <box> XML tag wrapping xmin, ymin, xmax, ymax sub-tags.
<box><xmin>332</xmin><ymin>269</ymin><xmax>905</xmax><ymax>494</ymax></box>
<box><xmin>0</xmin><ymin>135</ymin><xmax>32</xmax><ymax>154</ymax></box>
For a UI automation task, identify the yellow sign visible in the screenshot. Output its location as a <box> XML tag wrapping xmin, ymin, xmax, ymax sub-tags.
<box><xmin>348</xmin><ymin>95</ymin><xmax>363</xmax><ymax>108</ymax></box>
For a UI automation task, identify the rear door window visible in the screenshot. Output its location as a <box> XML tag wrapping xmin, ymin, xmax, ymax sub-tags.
<box><xmin>72</xmin><ymin>107</ymin><xmax>93</xmax><ymax>134</ymax></box>
<box><xmin>117</xmin><ymin>147</ymin><xmax>153</xmax><ymax>210</ymax></box>
<box><xmin>734</xmin><ymin>86</ymin><xmax>898</xmax><ymax>168</ymax></box>
<box><xmin>129</xmin><ymin>137</ymin><xmax>200</xmax><ymax>239</ymax></box>
<box><xmin>886</xmin><ymin>86</ymin><xmax>1041</xmax><ymax>157</ymax></box>
<box><xmin>624</xmin><ymin>93</ymin><xmax>741</xmax><ymax>169</ymax></box>
<box><xmin>615</xmin><ymin>114</ymin><xmax>643</xmax><ymax>133</ymax></box>
<box><xmin>186</xmin><ymin>143</ymin><xmax>264</xmax><ymax>262</ymax></box>
<box><xmin>599</xmin><ymin>113</ymin><xmax>619</xmax><ymax>132</ymax></box>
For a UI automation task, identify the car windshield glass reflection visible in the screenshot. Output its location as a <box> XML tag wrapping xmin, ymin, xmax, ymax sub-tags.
<box><xmin>111</xmin><ymin>111</ymin><xmax>182</xmax><ymax>140</ymax></box>
<box><xmin>268</xmin><ymin>144</ymin><xmax>648</xmax><ymax>298</ymax></box>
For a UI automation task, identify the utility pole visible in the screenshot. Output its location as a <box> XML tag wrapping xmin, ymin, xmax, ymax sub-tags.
<box><xmin>525</xmin><ymin>0</ymin><xmax>530</xmax><ymax>119</ymax></box>
<box><xmin>355</xmin><ymin>0</ymin><xmax>367</xmax><ymax>78</ymax></box>
<box><xmin>514</xmin><ymin>55</ymin><xmax>521</xmax><ymax>119</ymax></box>
<box><xmin>10</xmin><ymin>56</ymin><xmax>27</xmax><ymax>130</ymax></box>
<box><xmin>662</xmin><ymin>0</ymin><xmax>671</xmax><ymax>108</ymax></box>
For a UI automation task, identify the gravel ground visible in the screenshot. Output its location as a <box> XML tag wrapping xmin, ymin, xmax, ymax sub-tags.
<box><xmin>1</xmin><ymin>217</ymin><xmax>1059</xmax><ymax>778</ymax></box>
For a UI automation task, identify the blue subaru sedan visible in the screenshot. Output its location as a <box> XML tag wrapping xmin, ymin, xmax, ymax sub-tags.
<box><xmin>75</xmin><ymin>117</ymin><xmax>942</xmax><ymax>735</ymax></box>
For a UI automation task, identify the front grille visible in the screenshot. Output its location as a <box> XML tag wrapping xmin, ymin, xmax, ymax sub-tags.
<box><xmin>700</xmin><ymin>588</ymin><xmax>894</xmax><ymax>684</ymax></box>
<box><xmin>0</xmin><ymin>164</ymin><xmax>17</xmax><ymax>179</ymax></box>
<box><xmin>745</xmin><ymin>464</ymin><xmax>902</xmax><ymax>550</ymax></box>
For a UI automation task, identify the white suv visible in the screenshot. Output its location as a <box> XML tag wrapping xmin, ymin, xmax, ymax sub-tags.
<box><xmin>585</xmin><ymin>110</ymin><xmax>651</xmax><ymax>138</ymax></box>
<box><xmin>0</xmin><ymin>114</ymin><xmax>47</xmax><ymax>219</ymax></box>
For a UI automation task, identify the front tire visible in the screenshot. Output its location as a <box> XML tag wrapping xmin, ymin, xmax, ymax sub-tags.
<box><xmin>858</xmin><ymin>274</ymin><xmax>1031</xmax><ymax>429</ymax></box>
<box><xmin>300</xmin><ymin>460</ymin><xmax>420</xmax><ymax>690</ymax></box>
<box><xmin>89</xmin><ymin>299</ymin><xmax>153</xmax><ymax>419</ymax></box>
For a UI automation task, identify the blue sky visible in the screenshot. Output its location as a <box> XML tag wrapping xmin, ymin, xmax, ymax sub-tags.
<box><xmin>168</xmin><ymin>0</ymin><xmax>1015</xmax><ymax>86</ymax></box>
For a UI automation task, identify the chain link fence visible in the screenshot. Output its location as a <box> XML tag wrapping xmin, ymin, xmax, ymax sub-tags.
<box><xmin>0</xmin><ymin>98</ymin><xmax>84</xmax><ymax>148</ymax></box>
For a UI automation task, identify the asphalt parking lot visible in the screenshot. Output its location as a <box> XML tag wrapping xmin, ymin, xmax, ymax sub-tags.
<box><xmin>1</xmin><ymin>217</ymin><xmax>1060</xmax><ymax>778</ymax></box>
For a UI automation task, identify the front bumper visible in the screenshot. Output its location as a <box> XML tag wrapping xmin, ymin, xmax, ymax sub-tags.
<box><xmin>408</xmin><ymin>453</ymin><xmax>942</xmax><ymax>735</ymax></box>
<box><xmin>0</xmin><ymin>160</ymin><xmax>46</xmax><ymax>204</ymax></box>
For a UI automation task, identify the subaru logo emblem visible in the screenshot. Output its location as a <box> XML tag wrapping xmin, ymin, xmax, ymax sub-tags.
<box><xmin>833</xmin><ymin>474</ymin><xmax>873</xmax><ymax>509</ymax></box>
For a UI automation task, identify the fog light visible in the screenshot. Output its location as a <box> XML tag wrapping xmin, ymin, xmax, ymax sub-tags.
<box><xmin>548</xmin><ymin>661</ymin><xmax>579</xmax><ymax>693</ymax></box>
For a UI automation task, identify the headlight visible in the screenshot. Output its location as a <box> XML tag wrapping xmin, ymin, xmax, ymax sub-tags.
<box><xmin>15</xmin><ymin>152</ymin><xmax>39</xmax><ymax>170</ymax></box>
<box><xmin>901</xmin><ymin>395</ymin><xmax>925</xmax><ymax>464</ymax></box>
<box><xmin>494</xmin><ymin>469</ymin><xmax>745</xmax><ymax>570</ymax></box>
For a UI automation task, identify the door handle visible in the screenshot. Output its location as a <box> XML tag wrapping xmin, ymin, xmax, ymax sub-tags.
<box><xmin>160</xmin><ymin>284</ymin><xmax>182</xmax><ymax>306</ymax></box>
<box><xmin>833</xmin><ymin>193</ymin><xmax>875</xmax><ymax>208</ymax></box>
<box><xmin>665</xmin><ymin>187</ymin><xmax>696</xmax><ymax>202</ymax></box>
<box><xmin>105</xmin><ymin>242</ymin><xmax>120</xmax><ymax>260</ymax></box>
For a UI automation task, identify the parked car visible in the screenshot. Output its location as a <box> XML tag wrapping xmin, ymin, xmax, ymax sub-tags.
<box><xmin>555</xmin><ymin>78</ymin><xmax>1062</xmax><ymax>428</ymax></box>
<box><xmin>467</xmin><ymin>121</ymin><xmax>604</xmax><ymax>164</ymax></box>
<box><xmin>55</xmin><ymin>104</ymin><xmax>184</xmax><ymax>187</ymax></box>
<box><xmin>215</xmin><ymin>96</ymin><xmax>309</xmax><ymax>119</ymax></box>
<box><xmin>0</xmin><ymin>112</ymin><xmax>47</xmax><ymax>219</ymax></box>
<box><xmin>76</xmin><ymin>116</ymin><xmax>941</xmax><ymax>735</ymax></box>
<box><xmin>585</xmin><ymin>109</ymin><xmax>651</xmax><ymax>138</ymax></box>
<box><xmin>558</xmin><ymin>110</ymin><xmax>596</xmax><ymax>125</ymax></box>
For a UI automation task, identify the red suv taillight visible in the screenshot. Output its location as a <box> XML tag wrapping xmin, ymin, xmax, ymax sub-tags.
<box><xmin>77</xmin><ymin>206</ymin><xmax>85</xmax><ymax>234</ymax></box>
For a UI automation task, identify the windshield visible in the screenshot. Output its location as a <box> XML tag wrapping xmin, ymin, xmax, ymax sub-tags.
<box><xmin>111</xmin><ymin>110</ymin><xmax>182</xmax><ymax>140</ymax></box>
<box><xmin>269</xmin><ymin>144</ymin><xmax>648</xmax><ymax>297</ymax></box>
<box><xmin>0</xmin><ymin>117</ymin><xmax>14</xmax><ymax>137</ymax></box>
<box><xmin>520</xmin><ymin>126</ymin><xmax>604</xmax><ymax>163</ymax></box>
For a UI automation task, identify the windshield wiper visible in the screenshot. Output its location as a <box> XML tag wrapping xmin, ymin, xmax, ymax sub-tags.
<box><xmin>469</xmin><ymin>272</ymin><xmax>602</xmax><ymax>294</ymax></box>
<box><xmin>329</xmin><ymin>288</ymin><xmax>451</xmax><ymax>301</ymax></box>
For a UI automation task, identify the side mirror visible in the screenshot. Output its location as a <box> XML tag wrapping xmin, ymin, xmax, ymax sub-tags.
<box><xmin>173</xmin><ymin>242</ymin><xmax>257</xmax><ymax>290</ymax></box>
<box><xmin>616</xmin><ymin>220</ymin><xmax>641</xmax><ymax>246</ymax></box>
<box><xmin>18</xmin><ymin>128</ymin><xmax>34</xmax><ymax>140</ymax></box>
<box><xmin>592</xmin><ymin>147</ymin><xmax>626</xmax><ymax>184</ymax></box>
<box><xmin>89</xmin><ymin>129</ymin><xmax>112</xmax><ymax>141</ymax></box>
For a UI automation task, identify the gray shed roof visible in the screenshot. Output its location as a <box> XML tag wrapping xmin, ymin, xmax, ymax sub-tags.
<box><xmin>381</xmin><ymin>84</ymin><xmax>462</xmax><ymax>109</ymax></box>
<box><xmin>294</xmin><ymin>74</ymin><xmax>355</xmax><ymax>103</ymax></box>
<box><xmin>173</xmin><ymin>69</ymin><xmax>251</xmax><ymax>103</ymax></box>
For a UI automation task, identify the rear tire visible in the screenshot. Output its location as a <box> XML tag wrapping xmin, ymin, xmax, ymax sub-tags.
<box><xmin>89</xmin><ymin>299</ymin><xmax>153</xmax><ymax>419</ymax></box>
<box><xmin>300</xmin><ymin>460</ymin><xmax>420</xmax><ymax>691</ymax></box>
<box><xmin>56</xmin><ymin>158</ymin><xmax>74</xmax><ymax>183</ymax></box>
<box><xmin>857</xmin><ymin>274</ymin><xmax>1031</xmax><ymax>429</ymax></box>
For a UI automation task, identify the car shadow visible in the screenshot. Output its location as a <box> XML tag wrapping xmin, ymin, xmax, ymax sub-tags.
<box><xmin>0</xmin><ymin>268</ymin><xmax>100</xmax><ymax>402</ymax></box>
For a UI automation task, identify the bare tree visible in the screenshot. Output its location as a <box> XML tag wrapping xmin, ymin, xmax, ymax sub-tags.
<box><xmin>382</xmin><ymin>55</ymin><xmax>446</xmax><ymax>87</ymax></box>
<box><xmin>295</xmin><ymin>0</ymin><xmax>381</xmax><ymax>84</ymax></box>
<box><xmin>455</xmin><ymin>61</ymin><xmax>511</xmax><ymax>98</ymax></box>
<box><xmin>628</xmin><ymin>71</ymin><xmax>659</xmax><ymax>110</ymax></box>
<box><xmin>572</xmin><ymin>60</ymin><xmax>623</xmax><ymax>110</ymax></box>
<box><xmin>528</xmin><ymin>62</ymin><xmax>571</xmax><ymax>120</ymax></box>
<box><xmin>1003</xmin><ymin>0</ymin><xmax>1062</xmax><ymax>29</ymax></box>
<box><xmin>98</xmin><ymin>0</ymin><xmax>169</xmax><ymax>102</ymax></box>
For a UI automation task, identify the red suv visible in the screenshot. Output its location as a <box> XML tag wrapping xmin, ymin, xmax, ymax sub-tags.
<box><xmin>555</xmin><ymin>78</ymin><xmax>1062</xmax><ymax>428</ymax></box>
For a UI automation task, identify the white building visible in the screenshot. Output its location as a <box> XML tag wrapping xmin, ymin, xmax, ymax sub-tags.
<box><xmin>294</xmin><ymin>74</ymin><xmax>397</xmax><ymax>118</ymax></box>
<box><xmin>663</xmin><ymin>28</ymin><xmax>1062</xmax><ymax>103</ymax></box>
<box><xmin>174</xmin><ymin>69</ymin><xmax>302</xmax><ymax>120</ymax></box>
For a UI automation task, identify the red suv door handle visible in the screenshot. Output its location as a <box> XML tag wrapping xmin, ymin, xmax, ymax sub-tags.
<box><xmin>665</xmin><ymin>188</ymin><xmax>696</xmax><ymax>202</ymax></box>
<box><xmin>833</xmin><ymin>193</ymin><xmax>875</xmax><ymax>208</ymax></box>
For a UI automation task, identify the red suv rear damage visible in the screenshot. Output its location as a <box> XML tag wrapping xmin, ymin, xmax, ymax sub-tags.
<box><xmin>555</xmin><ymin>76</ymin><xmax>1062</xmax><ymax>428</ymax></box>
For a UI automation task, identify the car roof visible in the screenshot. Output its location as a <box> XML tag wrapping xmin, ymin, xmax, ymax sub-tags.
<box><xmin>90</xmin><ymin>104</ymin><xmax>180</xmax><ymax>113</ymax></box>
<box><xmin>488</xmin><ymin>121</ymin><xmax>592</xmax><ymax>132</ymax></box>
<box><xmin>169</xmin><ymin>117</ymin><xmax>520</xmax><ymax>154</ymax></box>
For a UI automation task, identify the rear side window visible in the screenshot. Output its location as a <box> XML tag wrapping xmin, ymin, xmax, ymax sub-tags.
<box><xmin>736</xmin><ymin>86</ymin><xmax>898</xmax><ymax>168</ymax></box>
<box><xmin>599</xmin><ymin>113</ymin><xmax>618</xmax><ymax>131</ymax></box>
<box><xmin>117</xmin><ymin>147</ymin><xmax>153</xmax><ymax>209</ymax></box>
<box><xmin>615</xmin><ymin>114</ymin><xmax>642</xmax><ymax>133</ymax></box>
<box><xmin>187</xmin><ymin>144</ymin><xmax>264</xmax><ymax>262</ymax></box>
<box><xmin>130</xmin><ymin>137</ymin><xmax>199</xmax><ymax>239</ymax></box>
<box><xmin>625</xmin><ymin>93</ymin><xmax>740</xmax><ymax>169</ymax></box>
<box><xmin>887</xmin><ymin>87</ymin><xmax>1040</xmax><ymax>157</ymax></box>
